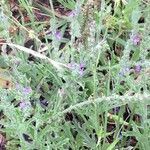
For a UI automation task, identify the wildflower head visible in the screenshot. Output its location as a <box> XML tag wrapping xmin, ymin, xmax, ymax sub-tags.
<box><xmin>131</xmin><ymin>34</ymin><xmax>141</xmax><ymax>45</ymax></box>
<box><xmin>22</xmin><ymin>87</ymin><xmax>32</xmax><ymax>95</ymax></box>
<box><xmin>54</xmin><ymin>31</ymin><xmax>62</xmax><ymax>40</ymax></box>
<box><xmin>19</xmin><ymin>101</ymin><xmax>31</xmax><ymax>110</ymax></box>
<box><xmin>15</xmin><ymin>84</ymin><xmax>32</xmax><ymax>95</ymax></box>
<box><xmin>68</xmin><ymin>62</ymin><xmax>85</xmax><ymax>76</ymax></box>
<box><xmin>79</xmin><ymin>63</ymin><xmax>85</xmax><ymax>76</ymax></box>
<box><xmin>68</xmin><ymin>10</ymin><xmax>78</xmax><ymax>17</ymax></box>
<box><xmin>134</xmin><ymin>65</ymin><xmax>141</xmax><ymax>73</ymax></box>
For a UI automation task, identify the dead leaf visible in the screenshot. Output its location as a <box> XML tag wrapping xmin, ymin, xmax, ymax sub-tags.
<box><xmin>0</xmin><ymin>77</ymin><xmax>13</xmax><ymax>89</ymax></box>
<box><xmin>0</xmin><ymin>68</ymin><xmax>13</xmax><ymax>89</ymax></box>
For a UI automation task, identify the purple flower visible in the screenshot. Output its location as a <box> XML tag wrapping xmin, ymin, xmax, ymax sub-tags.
<box><xmin>79</xmin><ymin>63</ymin><xmax>85</xmax><ymax>69</ymax></box>
<box><xmin>54</xmin><ymin>31</ymin><xmax>62</xmax><ymax>40</ymax></box>
<box><xmin>19</xmin><ymin>101</ymin><xmax>31</xmax><ymax>110</ymax></box>
<box><xmin>68</xmin><ymin>62</ymin><xmax>85</xmax><ymax>76</ymax></box>
<box><xmin>22</xmin><ymin>87</ymin><xmax>32</xmax><ymax>95</ymax></box>
<box><xmin>79</xmin><ymin>68</ymin><xmax>84</xmax><ymax>76</ymax></box>
<box><xmin>135</xmin><ymin>65</ymin><xmax>141</xmax><ymax>73</ymax></box>
<box><xmin>131</xmin><ymin>34</ymin><xmax>141</xmax><ymax>45</ymax></box>
<box><xmin>68</xmin><ymin>10</ymin><xmax>78</xmax><ymax>17</ymax></box>
<box><xmin>79</xmin><ymin>63</ymin><xmax>85</xmax><ymax>76</ymax></box>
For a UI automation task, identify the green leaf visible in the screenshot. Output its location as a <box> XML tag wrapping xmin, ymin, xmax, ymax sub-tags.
<box><xmin>131</xmin><ymin>49</ymin><xmax>140</xmax><ymax>61</ymax></box>
<box><xmin>106</xmin><ymin>138</ymin><xmax>119</xmax><ymax>150</ymax></box>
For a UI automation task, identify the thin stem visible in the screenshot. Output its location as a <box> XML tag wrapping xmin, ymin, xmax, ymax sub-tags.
<box><xmin>53</xmin><ymin>93</ymin><xmax>150</xmax><ymax>119</ymax></box>
<box><xmin>0</xmin><ymin>43</ymin><xmax>69</xmax><ymax>70</ymax></box>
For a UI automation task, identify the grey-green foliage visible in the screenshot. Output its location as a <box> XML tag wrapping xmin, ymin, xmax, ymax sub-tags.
<box><xmin>0</xmin><ymin>8</ymin><xmax>9</xmax><ymax>38</ymax></box>
<box><xmin>0</xmin><ymin>0</ymin><xmax>150</xmax><ymax>150</ymax></box>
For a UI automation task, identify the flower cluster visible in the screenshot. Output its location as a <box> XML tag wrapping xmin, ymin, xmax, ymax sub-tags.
<box><xmin>68</xmin><ymin>10</ymin><xmax>78</xmax><ymax>17</ymax></box>
<box><xmin>134</xmin><ymin>64</ymin><xmax>142</xmax><ymax>73</ymax></box>
<box><xmin>22</xmin><ymin>87</ymin><xmax>32</xmax><ymax>95</ymax></box>
<box><xmin>16</xmin><ymin>84</ymin><xmax>32</xmax><ymax>95</ymax></box>
<box><xmin>130</xmin><ymin>34</ymin><xmax>141</xmax><ymax>45</ymax></box>
<box><xmin>19</xmin><ymin>101</ymin><xmax>31</xmax><ymax>110</ymax></box>
<box><xmin>119</xmin><ymin>64</ymin><xmax>142</xmax><ymax>77</ymax></box>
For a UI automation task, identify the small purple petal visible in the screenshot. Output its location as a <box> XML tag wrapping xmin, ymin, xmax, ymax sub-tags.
<box><xmin>135</xmin><ymin>65</ymin><xmax>141</xmax><ymax>73</ymax></box>
<box><xmin>67</xmin><ymin>63</ymin><xmax>72</xmax><ymax>68</ymax></box>
<box><xmin>68</xmin><ymin>10</ymin><xmax>77</xmax><ymax>17</ymax></box>
<box><xmin>55</xmin><ymin>31</ymin><xmax>62</xmax><ymax>40</ymax></box>
<box><xmin>19</xmin><ymin>101</ymin><xmax>31</xmax><ymax>110</ymax></box>
<box><xmin>131</xmin><ymin>34</ymin><xmax>141</xmax><ymax>45</ymax></box>
<box><xmin>23</xmin><ymin>87</ymin><xmax>32</xmax><ymax>95</ymax></box>
<box><xmin>79</xmin><ymin>63</ymin><xmax>85</xmax><ymax>69</ymax></box>
<box><xmin>68</xmin><ymin>62</ymin><xmax>85</xmax><ymax>76</ymax></box>
<box><xmin>79</xmin><ymin>68</ymin><xmax>84</xmax><ymax>76</ymax></box>
<box><xmin>79</xmin><ymin>63</ymin><xmax>85</xmax><ymax>76</ymax></box>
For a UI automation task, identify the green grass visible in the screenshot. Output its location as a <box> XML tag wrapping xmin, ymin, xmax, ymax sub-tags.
<box><xmin>0</xmin><ymin>0</ymin><xmax>150</xmax><ymax>149</ymax></box>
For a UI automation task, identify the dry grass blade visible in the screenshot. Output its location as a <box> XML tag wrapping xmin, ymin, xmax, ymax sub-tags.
<box><xmin>54</xmin><ymin>93</ymin><xmax>150</xmax><ymax>118</ymax></box>
<box><xmin>1</xmin><ymin>43</ymin><xmax>69</xmax><ymax>70</ymax></box>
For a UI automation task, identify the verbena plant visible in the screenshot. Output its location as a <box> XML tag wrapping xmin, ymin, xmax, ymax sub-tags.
<box><xmin>0</xmin><ymin>0</ymin><xmax>150</xmax><ymax>149</ymax></box>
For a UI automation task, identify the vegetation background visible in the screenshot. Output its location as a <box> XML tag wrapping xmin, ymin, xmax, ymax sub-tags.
<box><xmin>0</xmin><ymin>0</ymin><xmax>150</xmax><ymax>149</ymax></box>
